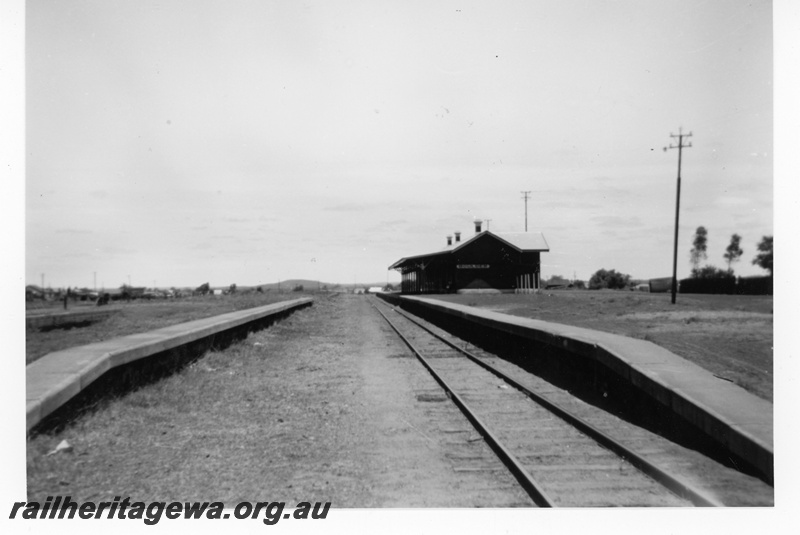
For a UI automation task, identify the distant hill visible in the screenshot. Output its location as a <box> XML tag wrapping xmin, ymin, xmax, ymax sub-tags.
<box><xmin>176</xmin><ymin>280</ymin><xmax>397</xmax><ymax>293</ymax></box>
<box><xmin>252</xmin><ymin>279</ymin><xmax>326</xmax><ymax>291</ymax></box>
<box><xmin>242</xmin><ymin>280</ymin><xmax>393</xmax><ymax>292</ymax></box>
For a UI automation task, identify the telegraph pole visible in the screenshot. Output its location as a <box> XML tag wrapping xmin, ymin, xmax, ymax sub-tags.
<box><xmin>521</xmin><ymin>191</ymin><xmax>531</xmax><ymax>232</ymax></box>
<box><xmin>666</xmin><ymin>128</ymin><xmax>692</xmax><ymax>304</ymax></box>
<box><xmin>484</xmin><ymin>219</ymin><xmax>492</xmax><ymax>231</ymax></box>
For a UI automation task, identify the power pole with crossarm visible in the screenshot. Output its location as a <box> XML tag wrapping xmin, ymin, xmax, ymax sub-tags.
<box><xmin>521</xmin><ymin>191</ymin><xmax>531</xmax><ymax>232</ymax></box>
<box><xmin>665</xmin><ymin>128</ymin><xmax>692</xmax><ymax>305</ymax></box>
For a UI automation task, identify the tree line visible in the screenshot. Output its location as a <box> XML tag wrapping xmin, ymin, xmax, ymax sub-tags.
<box><xmin>581</xmin><ymin>228</ymin><xmax>772</xmax><ymax>291</ymax></box>
<box><xmin>690</xmin><ymin>227</ymin><xmax>773</xmax><ymax>278</ymax></box>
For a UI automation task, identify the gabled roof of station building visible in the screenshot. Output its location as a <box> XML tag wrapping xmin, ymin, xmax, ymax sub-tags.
<box><xmin>389</xmin><ymin>230</ymin><xmax>549</xmax><ymax>270</ymax></box>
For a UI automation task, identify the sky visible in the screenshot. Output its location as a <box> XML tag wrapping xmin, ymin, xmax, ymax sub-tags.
<box><xmin>22</xmin><ymin>0</ymin><xmax>775</xmax><ymax>288</ymax></box>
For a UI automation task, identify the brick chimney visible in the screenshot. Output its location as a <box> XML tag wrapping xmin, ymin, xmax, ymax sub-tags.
<box><xmin>454</xmin><ymin>231</ymin><xmax>461</xmax><ymax>243</ymax></box>
<box><xmin>474</xmin><ymin>220</ymin><xmax>483</xmax><ymax>233</ymax></box>
<box><xmin>446</xmin><ymin>235</ymin><xmax>452</xmax><ymax>246</ymax></box>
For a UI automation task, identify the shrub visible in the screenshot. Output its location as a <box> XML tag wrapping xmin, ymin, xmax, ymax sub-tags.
<box><xmin>195</xmin><ymin>282</ymin><xmax>210</xmax><ymax>296</ymax></box>
<box><xmin>690</xmin><ymin>265</ymin><xmax>732</xmax><ymax>279</ymax></box>
<box><xmin>736</xmin><ymin>276</ymin><xmax>773</xmax><ymax>295</ymax></box>
<box><xmin>588</xmin><ymin>269</ymin><xmax>631</xmax><ymax>290</ymax></box>
<box><xmin>680</xmin><ymin>265</ymin><xmax>735</xmax><ymax>294</ymax></box>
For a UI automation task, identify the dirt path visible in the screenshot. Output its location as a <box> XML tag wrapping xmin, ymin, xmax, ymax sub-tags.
<box><xmin>27</xmin><ymin>294</ymin><xmax>532</xmax><ymax>507</ymax></box>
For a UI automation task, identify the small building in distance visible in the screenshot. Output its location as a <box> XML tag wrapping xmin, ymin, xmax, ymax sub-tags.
<box><xmin>389</xmin><ymin>220</ymin><xmax>549</xmax><ymax>294</ymax></box>
<box><xmin>544</xmin><ymin>277</ymin><xmax>572</xmax><ymax>290</ymax></box>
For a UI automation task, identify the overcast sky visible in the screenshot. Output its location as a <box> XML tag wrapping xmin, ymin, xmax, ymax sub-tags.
<box><xmin>25</xmin><ymin>0</ymin><xmax>773</xmax><ymax>288</ymax></box>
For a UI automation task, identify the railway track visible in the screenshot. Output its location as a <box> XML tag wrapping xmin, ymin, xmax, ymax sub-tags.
<box><xmin>371</xmin><ymin>297</ymin><xmax>773</xmax><ymax>507</ymax></box>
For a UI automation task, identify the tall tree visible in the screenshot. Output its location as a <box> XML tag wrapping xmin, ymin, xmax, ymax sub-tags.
<box><xmin>690</xmin><ymin>226</ymin><xmax>708</xmax><ymax>273</ymax></box>
<box><xmin>752</xmin><ymin>235</ymin><xmax>773</xmax><ymax>276</ymax></box>
<box><xmin>723</xmin><ymin>233</ymin><xmax>744</xmax><ymax>272</ymax></box>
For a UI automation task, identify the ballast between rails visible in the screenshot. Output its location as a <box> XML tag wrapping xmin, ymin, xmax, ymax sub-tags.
<box><xmin>370</xmin><ymin>300</ymin><xmax>556</xmax><ymax>507</ymax></box>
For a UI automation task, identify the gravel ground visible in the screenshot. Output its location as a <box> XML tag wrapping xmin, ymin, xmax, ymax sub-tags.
<box><xmin>27</xmin><ymin>294</ymin><xmax>533</xmax><ymax>507</ymax></box>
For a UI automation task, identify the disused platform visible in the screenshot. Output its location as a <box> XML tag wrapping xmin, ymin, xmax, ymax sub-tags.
<box><xmin>377</xmin><ymin>293</ymin><xmax>773</xmax><ymax>485</ymax></box>
<box><xmin>26</xmin><ymin>298</ymin><xmax>313</xmax><ymax>432</ymax></box>
<box><xmin>26</xmin><ymin>308</ymin><xmax>120</xmax><ymax>330</ymax></box>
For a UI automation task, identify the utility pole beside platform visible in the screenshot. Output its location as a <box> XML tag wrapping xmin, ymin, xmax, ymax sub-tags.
<box><xmin>665</xmin><ymin>128</ymin><xmax>692</xmax><ymax>305</ymax></box>
<box><xmin>521</xmin><ymin>191</ymin><xmax>531</xmax><ymax>232</ymax></box>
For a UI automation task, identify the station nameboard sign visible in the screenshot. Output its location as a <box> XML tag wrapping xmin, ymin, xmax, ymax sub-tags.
<box><xmin>456</xmin><ymin>264</ymin><xmax>490</xmax><ymax>269</ymax></box>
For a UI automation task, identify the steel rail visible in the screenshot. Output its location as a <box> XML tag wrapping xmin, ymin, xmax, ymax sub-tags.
<box><xmin>382</xmin><ymin>300</ymin><xmax>724</xmax><ymax>507</ymax></box>
<box><xmin>370</xmin><ymin>301</ymin><xmax>556</xmax><ymax>507</ymax></box>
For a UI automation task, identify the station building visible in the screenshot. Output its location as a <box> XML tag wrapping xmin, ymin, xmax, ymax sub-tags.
<box><xmin>389</xmin><ymin>220</ymin><xmax>549</xmax><ymax>294</ymax></box>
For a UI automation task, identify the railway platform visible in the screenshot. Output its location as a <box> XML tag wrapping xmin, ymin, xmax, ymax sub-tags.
<box><xmin>26</xmin><ymin>298</ymin><xmax>312</xmax><ymax>432</ymax></box>
<box><xmin>380</xmin><ymin>294</ymin><xmax>773</xmax><ymax>485</ymax></box>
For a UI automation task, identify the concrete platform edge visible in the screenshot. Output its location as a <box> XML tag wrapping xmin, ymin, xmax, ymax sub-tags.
<box><xmin>26</xmin><ymin>298</ymin><xmax>313</xmax><ymax>432</ymax></box>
